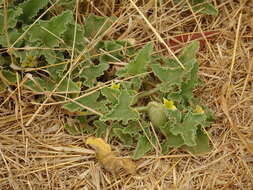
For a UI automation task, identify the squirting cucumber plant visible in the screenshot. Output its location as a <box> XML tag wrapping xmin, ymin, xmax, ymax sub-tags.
<box><xmin>0</xmin><ymin>0</ymin><xmax>216</xmax><ymax>160</ymax></box>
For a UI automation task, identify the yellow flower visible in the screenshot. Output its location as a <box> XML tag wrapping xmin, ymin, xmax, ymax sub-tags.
<box><xmin>110</xmin><ymin>82</ymin><xmax>120</xmax><ymax>90</ymax></box>
<box><xmin>163</xmin><ymin>98</ymin><xmax>177</xmax><ymax>111</ymax></box>
<box><xmin>21</xmin><ymin>55</ymin><xmax>38</xmax><ymax>68</ymax></box>
<box><xmin>194</xmin><ymin>105</ymin><xmax>204</xmax><ymax>114</ymax></box>
<box><xmin>75</xmin><ymin>81</ymin><xmax>82</xmax><ymax>88</ymax></box>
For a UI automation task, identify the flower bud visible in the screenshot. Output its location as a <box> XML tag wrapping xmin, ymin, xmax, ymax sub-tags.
<box><xmin>147</xmin><ymin>102</ymin><xmax>168</xmax><ymax>128</ymax></box>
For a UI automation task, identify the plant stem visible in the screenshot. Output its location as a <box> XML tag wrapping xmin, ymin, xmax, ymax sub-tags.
<box><xmin>134</xmin><ymin>106</ymin><xmax>148</xmax><ymax>112</ymax></box>
<box><xmin>133</xmin><ymin>86</ymin><xmax>160</xmax><ymax>105</ymax></box>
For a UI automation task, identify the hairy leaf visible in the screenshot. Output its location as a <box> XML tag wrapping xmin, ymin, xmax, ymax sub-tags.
<box><xmin>63</xmin><ymin>91</ymin><xmax>100</xmax><ymax>112</ymax></box>
<box><xmin>24</xmin><ymin>77</ymin><xmax>79</xmax><ymax>95</ymax></box>
<box><xmin>19</xmin><ymin>0</ymin><xmax>49</xmax><ymax>23</ymax></box>
<box><xmin>113</xmin><ymin>128</ymin><xmax>133</xmax><ymax>147</ymax></box>
<box><xmin>101</xmin><ymin>87</ymin><xmax>120</xmax><ymax>105</ymax></box>
<box><xmin>64</xmin><ymin>123</ymin><xmax>81</xmax><ymax>135</ymax></box>
<box><xmin>57</xmin><ymin>0</ymin><xmax>76</xmax><ymax>9</ymax></box>
<box><xmin>0</xmin><ymin>70</ymin><xmax>18</xmax><ymax>84</ymax></box>
<box><xmin>24</xmin><ymin>77</ymin><xmax>54</xmax><ymax>92</ymax></box>
<box><xmin>179</xmin><ymin>41</ymin><xmax>199</xmax><ymax>63</ymax></box>
<box><xmin>131</xmin><ymin>78</ymin><xmax>142</xmax><ymax>91</ymax></box>
<box><xmin>127</xmin><ymin>43</ymin><xmax>153</xmax><ymax>75</ymax></box>
<box><xmin>191</xmin><ymin>0</ymin><xmax>205</xmax><ymax>2</ymax></box>
<box><xmin>181</xmin><ymin>59</ymin><xmax>199</xmax><ymax>100</ymax></box>
<box><xmin>160</xmin><ymin>123</ymin><xmax>184</xmax><ymax>148</ymax></box>
<box><xmin>57</xmin><ymin>78</ymin><xmax>80</xmax><ymax>94</ymax></box>
<box><xmin>28</xmin><ymin>10</ymin><xmax>72</xmax><ymax>47</ymax></box>
<box><xmin>97</xmin><ymin>40</ymin><xmax>125</xmax><ymax>63</ymax></box>
<box><xmin>0</xmin><ymin>8</ymin><xmax>22</xmax><ymax>34</ymax></box>
<box><xmin>152</xmin><ymin>64</ymin><xmax>185</xmax><ymax>86</ymax></box>
<box><xmin>166</xmin><ymin>108</ymin><xmax>182</xmax><ymax>123</ymax></box>
<box><xmin>184</xmin><ymin>129</ymin><xmax>210</xmax><ymax>154</ymax></box>
<box><xmin>63</xmin><ymin>23</ymin><xmax>86</xmax><ymax>51</ymax></box>
<box><xmin>101</xmin><ymin>90</ymin><xmax>139</xmax><ymax>125</ymax></box>
<box><xmin>94</xmin><ymin>120</ymin><xmax>107</xmax><ymax>137</ymax></box>
<box><xmin>0</xmin><ymin>80</ymin><xmax>6</xmax><ymax>92</ymax></box>
<box><xmin>0</xmin><ymin>29</ymin><xmax>22</xmax><ymax>46</ymax></box>
<box><xmin>173</xmin><ymin>0</ymin><xmax>218</xmax><ymax>16</ymax></box>
<box><xmin>80</xmin><ymin>62</ymin><xmax>109</xmax><ymax>87</ymax></box>
<box><xmin>40</xmin><ymin>50</ymin><xmax>58</xmax><ymax>65</ymax></box>
<box><xmin>133</xmin><ymin>135</ymin><xmax>153</xmax><ymax>160</ymax></box>
<box><xmin>84</xmin><ymin>14</ymin><xmax>116</xmax><ymax>38</ymax></box>
<box><xmin>14</xmin><ymin>50</ymin><xmax>40</xmax><ymax>68</ymax></box>
<box><xmin>193</xmin><ymin>2</ymin><xmax>218</xmax><ymax>16</ymax></box>
<box><xmin>170</xmin><ymin>112</ymin><xmax>206</xmax><ymax>146</ymax></box>
<box><xmin>152</xmin><ymin>42</ymin><xmax>198</xmax><ymax>92</ymax></box>
<box><xmin>160</xmin><ymin>133</ymin><xmax>185</xmax><ymax>154</ymax></box>
<box><xmin>0</xmin><ymin>69</ymin><xmax>19</xmax><ymax>92</ymax></box>
<box><xmin>122</xmin><ymin>121</ymin><xmax>141</xmax><ymax>137</ymax></box>
<box><xmin>0</xmin><ymin>8</ymin><xmax>22</xmax><ymax>46</ymax></box>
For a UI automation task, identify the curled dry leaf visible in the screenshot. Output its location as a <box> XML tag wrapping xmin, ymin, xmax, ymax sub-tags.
<box><xmin>86</xmin><ymin>137</ymin><xmax>137</xmax><ymax>174</ymax></box>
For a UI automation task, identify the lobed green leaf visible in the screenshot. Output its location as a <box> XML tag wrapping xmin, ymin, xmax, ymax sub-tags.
<box><xmin>122</xmin><ymin>121</ymin><xmax>141</xmax><ymax>137</ymax></box>
<box><xmin>160</xmin><ymin>124</ymin><xmax>185</xmax><ymax>148</ymax></box>
<box><xmin>101</xmin><ymin>87</ymin><xmax>120</xmax><ymax>105</ymax></box>
<box><xmin>64</xmin><ymin>123</ymin><xmax>81</xmax><ymax>135</ymax></box>
<box><xmin>193</xmin><ymin>3</ymin><xmax>218</xmax><ymax>16</ymax></box>
<box><xmin>19</xmin><ymin>0</ymin><xmax>49</xmax><ymax>23</ymax></box>
<box><xmin>24</xmin><ymin>77</ymin><xmax>79</xmax><ymax>95</ymax></box>
<box><xmin>179</xmin><ymin>41</ymin><xmax>199</xmax><ymax>63</ymax></box>
<box><xmin>127</xmin><ymin>43</ymin><xmax>153</xmax><ymax>75</ymax></box>
<box><xmin>84</xmin><ymin>14</ymin><xmax>116</xmax><ymax>39</ymax></box>
<box><xmin>173</xmin><ymin>0</ymin><xmax>218</xmax><ymax>16</ymax></box>
<box><xmin>184</xmin><ymin>128</ymin><xmax>210</xmax><ymax>154</ymax></box>
<box><xmin>94</xmin><ymin>120</ymin><xmax>107</xmax><ymax>138</ymax></box>
<box><xmin>28</xmin><ymin>10</ymin><xmax>72</xmax><ymax>47</ymax></box>
<box><xmin>170</xmin><ymin>112</ymin><xmax>206</xmax><ymax>146</ymax></box>
<box><xmin>152</xmin><ymin>64</ymin><xmax>185</xmax><ymax>86</ymax></box>
<box><xmin>113</xmin><ymin>128</ymin><xmax>133</xmax><ymax>147</ymax></box>
<box><xmin>1</xmin><ymin>70</ymin><xmax>18</xmax><ymax>84</ymax></box>
<box><xmin>80</xmin><ymin>62</ymin><xmax>109</xmax><ymax>87</ymax></box>
<box><xmin>0</xmin><ymin>8</ymin><xmax>22</xmax><ymax>34</ymax></box>
<box><xmin>101</xmin><ymin>89</ymin><xmax>139</xmax><ymax>125</ymax></box>
<box><xmin>63</xmin><ymin>91</ymin><xmax>100</xmax><ymax>112</ymax></box>
<box><xmin>133</xmin><ymin>135</ymin><xmax>153</xmax><ymax>160</ymax></box>
<box><xmin>63</xmin><ymin>23</ymin><xmax>86</xmax><ymax>51</ymax></box>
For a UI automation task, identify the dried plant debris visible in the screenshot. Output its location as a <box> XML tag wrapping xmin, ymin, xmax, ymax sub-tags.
<box><xmin>86</xmin><ymin>137</ymin><xmax>137</xmax><ymax>174</ymax></box>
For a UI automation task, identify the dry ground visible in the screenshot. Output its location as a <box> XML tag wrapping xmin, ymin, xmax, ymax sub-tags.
<box><xmin>1</xmin><ymin>0</ymin><xmax>253</xmax><ymax>189</ymax></box>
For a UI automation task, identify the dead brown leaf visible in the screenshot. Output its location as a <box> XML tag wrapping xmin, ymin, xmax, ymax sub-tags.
<box><xmin>86</xmin><ymin>137</ymin><xmax>137</xmax><ymax>174</ymax></box>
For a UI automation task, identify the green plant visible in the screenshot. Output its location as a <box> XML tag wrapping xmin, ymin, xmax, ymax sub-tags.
<box><xmin>0</xmin><ymin>0</ymin><xmax>216</xmax><ymax>159</ymax></box>
<box><xmin>174</xmin><ymin>0</ymin><xmax>218</xmax><ymax>15</ymax></box>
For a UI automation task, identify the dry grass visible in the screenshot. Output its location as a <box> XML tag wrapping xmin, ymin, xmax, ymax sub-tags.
<box><xmin>1</xmin><ymin>0</ymin><xmax>253</xmax><ymax>189</ymax></box>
